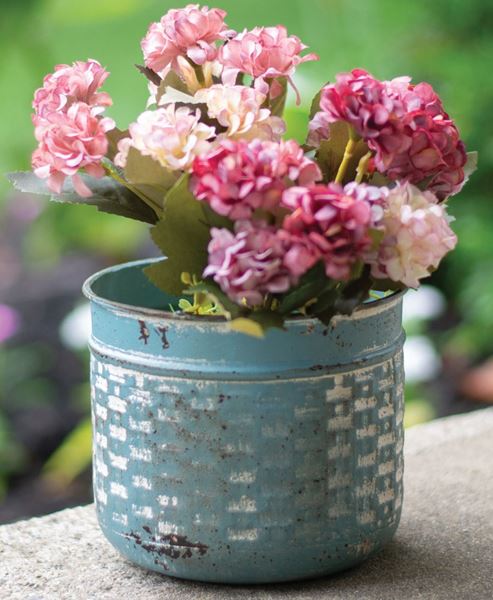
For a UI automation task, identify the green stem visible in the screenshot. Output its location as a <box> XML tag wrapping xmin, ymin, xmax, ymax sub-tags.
<box><xmin>335</xmin><ymin>134</ymin><xmax>358</xmax><ymax>184</ymax></box>
<box><xmin>355</xmin><ymin>151</ymin><xmax>372</xmax><ymax>184</ymax></box>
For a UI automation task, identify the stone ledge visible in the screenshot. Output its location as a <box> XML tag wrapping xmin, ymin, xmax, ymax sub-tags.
<box><xmin>1</xmin><ymin>408</ymin><xmax>493</xmax><ymax>600</ymax></box>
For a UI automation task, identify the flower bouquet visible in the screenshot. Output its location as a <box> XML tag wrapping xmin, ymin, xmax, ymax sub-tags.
<box><xmin>9</xmin><ymin>4</ymin><xmax>476</xmax><ymax>336</ymax></box>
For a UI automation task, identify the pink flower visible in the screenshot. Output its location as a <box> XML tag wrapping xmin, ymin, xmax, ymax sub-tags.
<box><xmin>204</xmin><ymin>221</ymin><xmax>298</xmax><ymax>306</ymax></box>
<box><xmin>141</xmin><ymin>4</ymin><xmax>232</xmax><ymax>75</ymax></box>
<box><xmin>190</xmin><ymin>139</ymin><xmax>321</xmax><ymax>220</ymax></box>
<box><xmin>369</xmin><ymin>182</ymin><xmax>457</xmax><ymax>288</ymax></box>
<box><xmin>32</xmin><ymin>102</ymin><xmax>115</xmax><ymax>197</ymax></box>
<box><xmin>219</xmin><ymin>26</ymin><xmax>318</xmax><ymax>102</ymax></box>
<box><xmin>33</xmin><ymin>59</ymin><xmax>112</xmax><ymax>123</ymax></box>
<box><xmin>282</xmin><ymin>183</ymin><xmax>379</xmax><ymax>280</ymax></box>
<box><xmin>194</xmin><ymin>84</ymin><xmax>285</xmax><ymax>141</ymax></box>
<box><xmin>309</xmin><ymin>69</ymin><xmax>467</xmax><ymax>200</ymax></box>
<box><xmin>380</xmin><ymin>82</ymin><xmax>467</xmax><ymax>200</ymax></box>
<box><xmin>114</xmin><ymin>104</ymin><xmax>215</xmax><ymax>171</ymax></box>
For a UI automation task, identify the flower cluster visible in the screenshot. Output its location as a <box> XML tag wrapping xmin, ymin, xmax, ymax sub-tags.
<box><xmin>190</xmin><ymin>138</ymin><xmax>321</xmax><ymax>219</ymax></box>
<box><xmin>219</xmin><ymin>26</ymin><xmax>319</xmax><ymax>101</ymax></box>
<box><xmin>115</xmin><ymin>105</ymin><xmax>215</xmax><ymax>171</ymax></box>
<box><xmin>141</xmin><ymin>4</ymin><xmax>232</xmax><ymax>75</ymax></box>
<box><xmin>21</xmin><ymin>5</ymin><xmax>473</xmax><ymax>330</ymax></box>
<box><xmin>369</xmin><ymin>183</ymin><xmax>458</xmax><ymax>288</ymax></box>
<box><xmin>31</xmin><ymin>59</ymin><xmax>114</xmax><ymax>196</ymax></box>
<box><xmin>194</xmin><ymin>85</ymin><xmax>285</xmax><ymax>141</ymax></box>
<box><xmin>204</xmin><ymin>221</ymin><xmax>298</xmax><ymax>306</ymax></box>
<box><xmin>309</xmin><ymin>69</ymin><xmax>467</xmax><ymax>200</ymax></box>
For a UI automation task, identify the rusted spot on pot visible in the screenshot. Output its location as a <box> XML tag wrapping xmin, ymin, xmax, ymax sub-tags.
<box><xmin>155</xmin><ymin>326</ymin><xmax>170</xmax><ymax>349</ymax></box>
<box><xmin>126</xmin><ymin>530</ymin><xmax>208</xmax><ymax>560</ymax></box>
<box><xmin>138</xmin><ymin>320</ymin><xmax>150</xmax><ymax>344</ymax></box>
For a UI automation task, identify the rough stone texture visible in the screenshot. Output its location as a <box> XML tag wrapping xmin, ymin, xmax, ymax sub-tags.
<box><xmin>1</xmin><ymin>408</ymin><xmax>493</xmax><ymax>600</ymax></box>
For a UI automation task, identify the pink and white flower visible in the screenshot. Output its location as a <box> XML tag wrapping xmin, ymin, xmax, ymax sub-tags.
<box><xmin>190</xmin><ymin>138</ymin><xmax>321</xmax><ymax>220</ymax></box>
<box><xmin>141</xmin><ymin>4</ymin><xmax>233</xmax><ymax>76</ymax></box>
<box><xmin>369</xmin><ymin>182</ymin><xmax>457</xmax><ymax>288</ymax></box>
<box><xmin>114</xmin><ymin>104</ymin><xmax>215</xmax><ymax>171</ymax></box>
<box><xmin>32</xmin><ymin>59</ymin><xmax>112</xmax><ymax>123</ymax></box>
<box><xmin>219</xmin><ymin>26</ymin><xmax>318</xmax><ymax>101</ymax></box>
<box><xmin>31</xmin><ymin>102</ymin><xmax>115</xmax><ymax>197</ymax></box>
<box><xmin>194</xmin><ymin>84</ymin><xmax>285</xmax><ymax>141</ymax></box>
<box><xmin>204</xmin><ymin>221</ymin><xmax>299</xmax><ymax>306</ymax></box>
<box><xmin>282</xmin><ymin>182</ymin><xmax>380</xmax><ymax>280</ymax></box>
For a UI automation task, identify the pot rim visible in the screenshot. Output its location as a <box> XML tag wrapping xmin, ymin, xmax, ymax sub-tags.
<box><xmin>83</xmin><ymin>257</ymin><xmax>405</xmax><ymax>324</ymax></box>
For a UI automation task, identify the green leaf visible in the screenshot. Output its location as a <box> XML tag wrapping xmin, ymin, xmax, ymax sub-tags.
<box><xmin>334</xmin><ymin>266</ymin><xmax>373</xmax><ymax>315</ymax></box>
<box><xmin>230</xmin><ymin>318</ymin><xmax>265</xmax><ymax>338</ymax></box>
<box><xmin>135</xmin><ymin>63</ymin><xmax>161</xmax><ymax>86</ymax></box>
<box><xmin>315</xmin><ymin>121</ymin><xmax>369</xmax><ymax>183</ymax></box>
<box><xmin>268</xmin><ymin>77</ymin><xmax>288</xmax><ymax>117</ymax></box>
<box><xmin>106</xmin><ymin>127</ymin><xmax>129</xmax><ymax>161</ymax></box>
<box><xmin>156</xmin><ymin>70</ymin><xmax>191</xmax><ymax>102</ymax></box>
<box><xmin>278</xmin><ymin>262</ymin><xmax>328</xmax><ymax>315</ymax></box>
<box><xmin>123</xmin><ymin>147</ymin><xmax>179</xmax><ymax>211</ymax></box>
<box><xmin>230</xmin><ymin>310</ymin><xmax>285</xmax><ymax>338</ymax></box>
<box><xmin>308</xmin><ymin>87</ymin><xmax>324</xmax><ymax>121</ymax></box>
<box><xmin>144</xmin><ymin>174</ymin><xmax>210</xmax><ymax>296</ymax></box>
<box><xmin>6</xmin><ymin>171</ymin><xmax>158</xmax><ymax>224</ymax></box>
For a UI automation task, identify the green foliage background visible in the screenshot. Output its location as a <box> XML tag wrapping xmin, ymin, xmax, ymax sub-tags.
<box><xmin>0</xmin><ymin>0</ymin><xmax>492</xmax><ymax>513</ymax></box>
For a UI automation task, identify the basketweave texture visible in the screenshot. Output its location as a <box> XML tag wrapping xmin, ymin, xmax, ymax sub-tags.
<box><xmin>91</xmin><ymin>349</ymin><xmax>404</xmax><ymax>583</ymax></box>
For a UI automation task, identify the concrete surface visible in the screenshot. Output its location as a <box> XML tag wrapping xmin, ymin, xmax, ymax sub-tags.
<box><xmin>1</xmin><ymin>408</ymin><xmax>493</xmax><ymax>600</ymax></box>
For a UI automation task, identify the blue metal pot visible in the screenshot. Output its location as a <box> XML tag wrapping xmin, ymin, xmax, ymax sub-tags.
<box><xmin>83</xmin><ymin>259</ymin><xmax>405</xmax><ymax>584</ymax></box>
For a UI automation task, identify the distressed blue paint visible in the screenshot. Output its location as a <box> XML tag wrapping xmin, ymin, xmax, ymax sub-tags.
<box><xmin>84</xmin><ymin>259</ymin><xmax>405</xmax><ymax>584</ymax></box>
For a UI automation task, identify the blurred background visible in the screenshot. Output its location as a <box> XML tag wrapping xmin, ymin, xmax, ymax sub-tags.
<box><xmin>0</xmin><ymin>0</ymin><xmax>492</xmax><ymax>524</ymax></box>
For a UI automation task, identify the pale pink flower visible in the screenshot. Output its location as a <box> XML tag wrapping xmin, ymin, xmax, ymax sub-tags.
<box><xmin>114</xmin><ymin>104</ymin><xmax>215</xmax><ymax>171</ymax></box>
<box><xmin>31</xmin><ymin>102</ymin><xmax>114</xmax><ymax>197</ymax></box>
<box><xmin>369</xmin><ymin>182</ymin><xmax>457</xmax><ymax>288</ymax></box>
<box><xmin>204</xmin><ymin>221</ymin><xmax>299</xmax><ymax>306</ymax></box>
<box><xmin>281</xmin><ymin>183</ymin><xmax>375</xmax><ymax>280</ymax></box>
<box><xmin>141</xmin><ymin>4</ymin><xmax>233</xmax><ymax>75</ymax></box>
<box><xmin>33</xmin><ymin>59</ymin><xmax>112</xmax><ymax>123</ymax></box>
<box><xmin>194</xmin><ymin>84</ymin><xmax>285</xmax><ymax>141</ymax></box>
<box><xmin>190</xmin><ymin>138</ymin><xmax>321</xmax><ymax>220</ymax></box>
<box><xmin>219</xmin><ymin>26</ymin><xmax>318</xmax><ymax>102</ymax></box>
<box><xmin>309</xmin><ymin>69</ymin><xmax>467</xmax><ymax>200</ymax></box>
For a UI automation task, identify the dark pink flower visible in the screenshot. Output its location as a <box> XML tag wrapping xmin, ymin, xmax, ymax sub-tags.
<box><xmin>219</xmin><ymin>26</ymin><xmax>318</xmax><ymax>101</ymax></box>
<box><xmin>141</xmin><ymin>4</ymin><xmax>232</xmax><ymax>75</ymax></box>
<box><xmin>309</xmin><ymin>69</ymin><xmax>467</xmax><ymax>200</ymax></box>
<box><xmin>190</xmin><ymin>139</ymin><xmax>321</xmax><ymax>220</ymax></box>
<box><xmin>32</xmin><ymin>59</ymin><xmax>111</xmax><ymax>123</ymax></box>
<box><xmin>204</xmin><ymin>221</ymin><xmax>299</xmax><ymax>306</ymax></box>
<box><xmin>32</xmin><ymin>102</ymin><xmax>115</xmax><ymax>197</ymax></box>
<box><xmin>282</xmin><ymin>182</ymin><xmax>379</xmax><ymax>280</ymax></box>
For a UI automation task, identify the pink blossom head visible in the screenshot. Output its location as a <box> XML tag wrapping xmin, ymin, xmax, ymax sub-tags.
<box><xmin>219</xmin><ymin>26</ymin><xmax>318</xmax><ymax>101</ymax></box>
<box><xmin>377</xmin><ymin>82</ymin><xmax>467</xmax><ymax>200</ymax></box>
<box><xmin>190</xmin><ymin>138</ymin><xmax>321</xmax><ymax>220</ymax></box>
<box><xmin>32</xmin><ymin>102</ymin><xmax>114</xmax><ymax>197</ymax></box>
<box><xmin>33</xmin><ymin>59</ymin><xmax>112</xmax><ymax>123</ymax></box>
<box><xmin>369</xmin><ymin>182</ymin><xmax>457</xmax><ymax>288</ymax></box>
<box><xmin>114</xmin><ymin>104</ymin><xmax>215</xmax><ymax>171</ymax></box>
<box><xmin>141</xmin><ymin>4</ymin><xmax>233</xmax><ymax>75</ymax></box>
<box><xmin>282</xmin><ymin>182</ymin><xmax>377</xmax><ymax>280</ymax></box>
<box><xmin>204</xmin><ymin>221</ymin><xmax>299</xmax><ymax>306</ymax></box>
<box><xmin>309</xmin><ymin>69</ymin><xmax>467</xmax><ymax>200</ymax></box>
<box><xmin>194</xmin><ymin>84</ymin><xmax>285</xmax><ymax>141</ymax></box>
